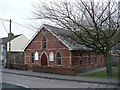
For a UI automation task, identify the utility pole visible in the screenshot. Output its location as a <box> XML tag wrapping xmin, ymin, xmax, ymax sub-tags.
<box><xmin>8</xmin><ymin>19</ymin><xmax>11</xmax><ymax>68</ymax></box>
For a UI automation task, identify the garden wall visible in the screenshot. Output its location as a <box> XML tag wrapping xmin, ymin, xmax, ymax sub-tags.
<box><xmin>6</xmin><ymin>63</ymin><xmax>28</xmax><ymax>70</ymax></box>
<box><xmin>32</xmin><ymin>65</ymin><xmax>76</xmax><ymax>76</ymax></box>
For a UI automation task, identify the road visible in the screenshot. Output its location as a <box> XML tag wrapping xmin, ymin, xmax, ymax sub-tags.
<box><xmin>1</xmin><ymin>83</ymin><xmax>31</xmax><ymax>89</ymax></box>
<box><xmin>0</xmin><ymin>66</ymin><xmax>2</xmax><ymax>90</ymax></box>
<box><xmin>2</xmin><ymin>72</ymin><xmax>118</xmax><ymax>89</ymax></box>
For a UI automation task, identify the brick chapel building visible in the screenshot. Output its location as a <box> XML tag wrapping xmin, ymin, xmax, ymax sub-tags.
<box><xmin>24</xmin><ymin>24</ymin><xmax>105</xmax><ymax>75</ymax></box>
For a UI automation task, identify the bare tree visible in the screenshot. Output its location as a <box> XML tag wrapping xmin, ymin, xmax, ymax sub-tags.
<box><xmin>32</xmin><ymin>0</ymin><xmax>120</xmax><ymax>77</ymax></box>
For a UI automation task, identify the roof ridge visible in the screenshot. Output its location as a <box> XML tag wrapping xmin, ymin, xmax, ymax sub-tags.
<box><xmin>0</xmin><ymin>34</ymin><xmax>21</xmax><ymax>39</ymax></box>
<box><xmin>23</xmin><ymin>24</ymin><xmax>90</xmax><ymax>51</ymax></box>
<box><xmin>43</xmin><ymin>24</ymin><xmax>64</xmax><ymax>30</ymax></box>
<box><xmin>0</xmin><ymin>34</ymin><xmax>22</xmax><ymax>44</ymax></box>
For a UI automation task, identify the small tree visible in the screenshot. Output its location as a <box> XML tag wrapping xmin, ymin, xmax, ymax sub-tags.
<box><xmin>32</xmin><ymin>0</ymin><xmax>120</xmax><ymax>77</ymax></box>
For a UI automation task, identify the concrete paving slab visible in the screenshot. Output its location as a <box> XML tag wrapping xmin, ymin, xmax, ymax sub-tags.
<box><xmin>78</xmin><ymin>82</ymin><xmax>92</xmax><ymax>88</ymax></box>
<box><xmin>89</xmin><ymin>83</ymin><xmax>99</xmax><ymax>88</ymax></box>
<box><xmin>106</xmin><ymin>84</ymin><xmax>116</xmax><ymax>88</ymax></box>
<box><xmin>97</xmin><ymin>84</ymin><xmax>107</xmax><ymax>88</ymax></box>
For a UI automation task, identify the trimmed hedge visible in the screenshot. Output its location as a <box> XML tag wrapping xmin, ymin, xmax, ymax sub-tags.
<box><xmin>9</xmin><ymin>63</ymin><xmax>28</xmax><ymax>70</ymax></box>
<box><xmin>32</xmin><ymin>65</ymin><xmax>76</xmax><ymax>76</ymax></box>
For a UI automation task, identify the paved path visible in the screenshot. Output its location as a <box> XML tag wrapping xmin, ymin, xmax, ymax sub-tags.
<box><xmin>2</xmin><ymin>67</ymin><xmax>118</xmax><ymax>86</ymax></box>
<box><xmin>77</xmin><ymin>67</ymin><xmax>106</xmax><ymax>76</ymax></box>
<box><xmin>2</xmin><ymin>72</ymin><xmax>119</xmax><ymax>89</ymax></box>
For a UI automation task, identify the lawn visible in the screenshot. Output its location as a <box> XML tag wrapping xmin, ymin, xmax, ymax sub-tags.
<box><xmin>83</xmin><ymin>65</ymin><xmax>119</xmax><ymax>80</ymax></box>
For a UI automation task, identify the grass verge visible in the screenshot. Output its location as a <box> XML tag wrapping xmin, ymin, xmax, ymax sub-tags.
<box><xmin>83</xmin><ymin>65</ymin><xmax>119</xmax><ymax>80</ymax></box>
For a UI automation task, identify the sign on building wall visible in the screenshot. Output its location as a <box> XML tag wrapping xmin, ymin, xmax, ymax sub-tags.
<box><xmin>49</xmin><ymin>52</ymin><xmax>54</xmax><ymax>61</ymax></box>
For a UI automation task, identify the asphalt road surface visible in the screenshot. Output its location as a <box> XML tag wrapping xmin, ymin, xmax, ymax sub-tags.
<box><xmin>1</xmin><ymin>83</ymin><xmax>31</xmax><ymax>89</ymax></box>
<box><xmin>2</xmin><ymin>72</ymin><xmax>118</xmax><ymax>89</ymax></box>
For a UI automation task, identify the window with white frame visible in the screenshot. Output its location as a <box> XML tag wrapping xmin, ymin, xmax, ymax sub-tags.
<box><xmin>34</xmin><ymin>51</ymin><xmax>39</xmax><ymax>60</ymax></box>
<box><xmin>49</xmin><ymin>52</ymin><xmax>54</xmax><ymax>61</ymax></box>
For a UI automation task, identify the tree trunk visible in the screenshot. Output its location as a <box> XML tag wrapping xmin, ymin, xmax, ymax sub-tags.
<box><xmin>103</xmin><ymin>49</ymin><xmax>112</xmax><ymax>77</ymax></box>
<box><xmin>104</xmin><ymin>52</ymin><xmax>109</xmax><ymax>76</ymax></box>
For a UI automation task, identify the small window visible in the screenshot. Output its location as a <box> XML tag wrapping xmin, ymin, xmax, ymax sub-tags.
<box><xmin>56</xmin><ymin>52</ymin><xmax>62</xmax><ymax>65</ymax></box>
<box><xmin>79</xmin><ymin>53</ymin><xmax>83</xmax><ymax>64</ymax></box>
<box><xmin>94</xmin><ymin>53</ymin><xmax>97</xmax><ymax>62</ymax></box>
<box><xmin>3</xmin><ymin>46</ymin><xmax>6</xmax><ymax>56</ymax></box>
<box><xmin>88</xmin><ymin>52</ymin><xmax>91</xmax><ymax>63</ymax></box>
<box><xmin>42</xmin><ymin>35</ymin><xmax>46</xmax><ymax>50</ymax></box>
<box><xmin>34</xmin><ymin>51</ymin><xmax>39</xmax><ymax>60</ymax></box>
<box><xmin>31</xmin><ymin>52</ymin><xmax>34</xmax><ymax>63</ymax></box>
<box><xmin>49</xmin><ymin>52</ymin><xmax>54</xmax><ymax>61</ymax></box>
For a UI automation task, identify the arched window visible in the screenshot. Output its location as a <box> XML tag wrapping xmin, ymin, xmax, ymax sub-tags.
<box><xmin>42</xmin><ymin>35</ymin><xmax>46</xmax><ymax>49</ymax></box>
<box><xmin>31</xmin><ymin>52</ymin><xmax>34</xmax><ymax>63</ymax></box>
<box><xmin>56</xmin><ymin>52</ymin><xmax>62</xmax><ymax>65</ymax></box>
<box><xmin>49</xmin><ymin>52</ymin><xmax>54</xmax><ymax>61</ymax></box>
<box><xmin>34</xmin><ymin>51</ymin><xmax>39</xmax><ymax>60</ymax></box>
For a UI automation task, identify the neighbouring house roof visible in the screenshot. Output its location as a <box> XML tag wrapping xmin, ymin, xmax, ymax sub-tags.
<box><xmin>7</xmin><ymin>34</ymin><xmax>29</xmax><ymax>52</ymax></box>
<box><xmin>23</xmin><ymin>24</ymin><xmax>91</xmax><ymax>51</ymax></box>
<box><xmin>0</xmin><ymin>34</ymin><xmax>20</xmax><ymax>44</ymax></box>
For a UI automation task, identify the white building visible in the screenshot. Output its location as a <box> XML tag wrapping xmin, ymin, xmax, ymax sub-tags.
<box><xmin>0</xmin><ymin>34</ymin><xmax>29</xmax><ymax>66</ymax></box>
<box><xmin>7</xmin><ymin>34</ymin><xmax>29</xmax><ymax>52</ymax></box>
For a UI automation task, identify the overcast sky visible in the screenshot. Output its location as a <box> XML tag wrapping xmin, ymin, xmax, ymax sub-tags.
<box><xmin>0</xmin><ymin>0</ymin><xmax>48</xmax><ymax>39</ymax></box>
<box><xmin>0</xmin><ymin>0</ymin><xmax>119</xmax><ymax>39</ymax></box>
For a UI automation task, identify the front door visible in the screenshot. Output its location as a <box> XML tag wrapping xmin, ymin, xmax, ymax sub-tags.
<box><xmin>41</xmin><ymin>53</ymin><xmax>47</xmax><ymax>66</ymax></box>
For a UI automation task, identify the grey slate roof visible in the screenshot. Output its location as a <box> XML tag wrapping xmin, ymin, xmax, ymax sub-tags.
<box><xmin>43</xmin><ymin>24</ymin><xmax>90</xmax><ymax>50</ymax></box>
<box><xmin>0</xmin><ymin>35</ymin><xmax>20</xmax><ymax>44</ymax></box>
<box><xmin>24</xmin><ymin>24</ymin><xmax>91</xmax><ymax>51</ymax></box>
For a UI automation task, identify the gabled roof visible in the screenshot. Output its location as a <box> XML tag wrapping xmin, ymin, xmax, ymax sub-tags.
<box><xmin>7</xmin><ymin>34</ymin><xmax>29</xmax><ymax>52</ymax></box>
<box><xmin>0</xmin><ymin>34</ymin><xmax>21</xmax><ymax>44</ymax></box>
<box><xmin>23</xmin><ymin>24</ymin><xmax>91</xmax><ymax>51</ymax></box>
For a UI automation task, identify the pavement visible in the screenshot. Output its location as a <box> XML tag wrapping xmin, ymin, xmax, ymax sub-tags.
<box><xmin>2</xmin><ymin>67</ymin><xmax>119</xmax><ymax>86</ymax></box>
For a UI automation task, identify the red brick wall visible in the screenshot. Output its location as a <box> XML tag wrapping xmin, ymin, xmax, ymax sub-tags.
<box><xmin>71</xmin><ymin>51</ymin><xmax>91</xmax><ymax>66</ymax></box>
<box><xmin>32</xmin><ymin>65</ymin><xmax>76</xmax><ymax>76</ymax></box>
<box><xmin>112</xmin><ymin>54</ymin><xmax>120</xmax><ymax>65</ymax></box>
<box><xmin>24</xmin><ymin>27</ymin><xmax>106</xmax><ymax>75</ymax></box>
<box><xmin>25</xmin><ymin>27</ymin><xmax>71</xmax><ymax>68</ymax></box>
<box><xmin>71</xmin><ymin>50</ymin><xmax>105</xmax><ymax>72</ymax></box>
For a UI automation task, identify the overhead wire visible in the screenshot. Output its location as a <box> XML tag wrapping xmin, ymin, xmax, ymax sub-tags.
<box><xmin>12</xmin><ymin>21</ymin><xmax>38</xmax><ymax>31</ymax></box>
<box><xmin>0</xmin><ymin>18</ymin><xmax>9</xmax><ymax>22</ymax></box>
<box><xmin>0</xmin><ymin>19</ymin><xmax>8</xmax><ymax>34</ymax></box>
<box><xmin>0</xmin><ymin>17</ymin><xmax>37</xmax><ymax>32</ymax></box>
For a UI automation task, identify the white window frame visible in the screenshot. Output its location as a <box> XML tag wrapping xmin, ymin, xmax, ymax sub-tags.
<box><xmin>34</xmin><ymin>51</ymin><xmax>39</xmax><ymax>60</ymax></box>
<box><xmin>49</xmin><ymin>52</ymin><xmax>54</xmax><ymax>61</ymax></box>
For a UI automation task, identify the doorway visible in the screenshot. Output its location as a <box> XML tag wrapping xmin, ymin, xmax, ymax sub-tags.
<box><xmin>41</xmin><ymin>53</ymin><xmax>47</xmax><ymax>66</ymax></box>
